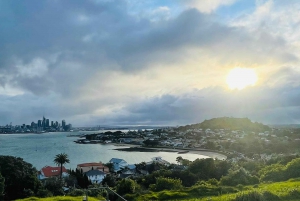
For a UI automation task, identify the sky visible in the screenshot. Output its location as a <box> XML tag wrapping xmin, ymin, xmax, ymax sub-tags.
<box><xmin>1</xmin><ymin>0</ymin><xmax>300</xmax><ymax>126</ymax></box>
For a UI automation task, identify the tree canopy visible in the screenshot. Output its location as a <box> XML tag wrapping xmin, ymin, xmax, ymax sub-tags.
<box><xmin>0</xmin><ymin>156</ymin><xmax>40</xmax><ymax>200</ymax></box>
<box><xmin>53</xmin><ymin>153</ymin><xmax>70</xmax><ymax>178</ymax></box>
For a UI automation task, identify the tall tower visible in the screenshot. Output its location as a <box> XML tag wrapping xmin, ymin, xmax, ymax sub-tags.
<box><xmin>62</xmin><ymin>120</ymin><xmax>66</xmax><ymax>128</ymax></box>
<box><xmin>42</xmin><ymin>116</ymin><xmax>46</xmax><ymax>128</ymax></box>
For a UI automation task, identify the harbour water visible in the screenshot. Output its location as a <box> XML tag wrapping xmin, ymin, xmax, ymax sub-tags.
<box><xmin>0</xmin><ymin>131</ymin><xmax>225</xmax><ymax>170</ymax></box>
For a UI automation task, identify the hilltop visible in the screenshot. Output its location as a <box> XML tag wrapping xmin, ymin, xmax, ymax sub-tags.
<box><xmin>176</xmin><ymin>117</ymin><xmax>270</xmax><ymax>132</ymax></box>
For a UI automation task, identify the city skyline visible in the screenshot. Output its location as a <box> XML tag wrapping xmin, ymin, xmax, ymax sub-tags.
<box><xmin>0</xmin><ymin>116</ymin><xmax>72</xmax><ymax>133</ymax></box>
<box><xmin>0</xmin><ymin>1</ymin><xmax>300</xmax><ymax>126</ymax></box>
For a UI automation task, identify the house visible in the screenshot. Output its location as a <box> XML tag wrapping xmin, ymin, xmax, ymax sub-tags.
<box><xmin>109</xmin><ymin>158</ymin><xmax>128</xmax><ymax>172</ymax></box>
<box><xmin>151</xmin><ymin>157</ymin><xmax>170</xmax><ymax>166</ymax></box>
<box><xmin>119</xmin><ymin>169</ymin><xmax>135</xmax><ymax>179</ymax></box>
<box><xmin>77</xmin><ymin>162</ymin><xmax>109</xmax><ymax>173</ymax></box>
<box><xmin>109</xmin><ymin>158</ymin><xmax>136</xmax><ymax>172</ymax></box>
<box><xmin>85</xmin><ymin>169</ymin><xmax>106</xmax><ymax>184</ymax></box>
<box><xmin>38</xmin><ymin>166</ymin><xmax>68</xmax><ymax>180</ymax></box>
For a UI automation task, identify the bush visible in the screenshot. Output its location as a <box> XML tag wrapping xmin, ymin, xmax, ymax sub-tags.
<box><xmin>36</xmin><ymin>189</ymin><xmax>53</xmax><ymax>198</ymax></box>
<box><xmin>44</xmin><ymin>177</ymin><xmax>64</xmax><ymax>196</ymax></box>
<box><xmin>157</xmin><ymin>191</ymin><xmax>188</xmax><ymax>200</ymax></box>
<box><xmin>287</xmin><ymin>189</ymin><xmax>300</xmax><ymax>199</ymax></box>
<box><xmin>220</xmin><ymin>168</ymin><xmax>259</xmax><ymax>186</ymax></box>
<box><xmin>259</xmin><ymin>163</ymin><xmax>286</xmax><ymax>182</ymax></box>
<box><xmin>116</xmin><ymin>179</ymin><xmax>139</xmax><ymax>195</ymax></box>
<box><xmin>68</xmin><ymin>189</ymin><xmax>85</xmax><ymax>196</ymax></box>
<box><xmin>262</xmin><ymin>191</ymin><xmax>280</xmax><ymax>201</ymax></box>
<box><xmin>286</xmin><ymin>158</ymin><xmax>300</xmax><ymax>178</ymax></box>
<box><xmin>234</xmin><ymin>191</ymin><xmax>264</xmax><ymax>201</ymax></box>
<box><xmin>150</xmin><ymin>177</ymin><xmax>183</xmax><ymax>191</ymax></box>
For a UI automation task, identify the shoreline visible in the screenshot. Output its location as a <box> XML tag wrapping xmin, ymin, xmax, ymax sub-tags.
<box><xmin>112</xmin><ymin>144</ymin><xmax>227</xmax><ymax>160</ymax></box>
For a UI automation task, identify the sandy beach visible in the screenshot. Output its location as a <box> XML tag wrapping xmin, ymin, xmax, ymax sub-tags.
<box><xmin>112</xmin><ymin>144</ymin><xmax>227</xmax><ymax>160</ymax></box>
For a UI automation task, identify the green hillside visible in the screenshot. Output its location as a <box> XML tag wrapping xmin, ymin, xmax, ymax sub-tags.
<box><xmin>133</xmin><ymin>179</ymin><xmax>300</xmax><ymax>201</ymax></box>
<box><xmin>177</xmin><ymin>117</ymin><xmax>270</xmax><ymax>132</ymax></box>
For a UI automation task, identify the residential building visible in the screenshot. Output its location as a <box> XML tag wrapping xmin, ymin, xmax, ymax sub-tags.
<box><xmin>38</xmin><ymin>166</ymin><xmax>68</xmax><ymax>180</ymax></box>
<box><xmin>77</xmin><ymin>162</ymin><xmax>109</xmax><ymax>173</ymax></box>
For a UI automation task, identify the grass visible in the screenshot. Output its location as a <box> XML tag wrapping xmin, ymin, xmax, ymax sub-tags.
<box><xmin>133</xmin><ymin>178</ymin><xmax>300</xmax><ymax>201</ymax></box>
<box><xmin>16</xmin><ymin>196</ymin><xmax>105</xmax><ymax>201</ymax></box>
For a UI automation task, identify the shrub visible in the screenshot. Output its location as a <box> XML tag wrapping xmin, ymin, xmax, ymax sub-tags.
<box><xmin>220</xmin><ymin>168</ymin><xmax>259</xmax><ymax>186</ymax></box>
<box><xmin>234</xmin><ymin>191</ymin><xmax>264</xmax><ymax>201</ymax></box>
<box><xmin>287</xmin><ymin>189</ymin><xmax>300</xmax><ymax>199</ymax></box>
<box><xmin>36</xmin><ymin>189</ymin><xmax>53</xmax><ymax>198</ymax></box>
<box><xmin>116</xmin><ymin>179</ymin><xmax>139</xmax><ymax>195</ymax></box>
<box><xmin>286</xmin><ymin>158</ymin><xmax>300</xmax><ymax>178</ymax></box>
<box><xmin>151</xmin><ymin>177</ymin><xmax>183</xmax><ymax>191</ymax></box>
<box><xmin>157</xmin><ymin>191</ymin><xmax>188</xmax><ymax>200</ymax></box>
<box><xmin>190</xmin><ymin>184</ymin><xmax>221</xmax><ymax>196</ymax></box>
<box><xmin>259</xmin><ymin>163</ymin><xmax>286</xmax><ymax>182</ymax></box>
<box><xmin>262</xmin><ymin>191</ymin><xmax>280</xmax><ymax>201</ymax></box>
<box><xmin>68</xmin><ymin>189</ymin><xmax>85</xmax><ymax>196</ymax></box>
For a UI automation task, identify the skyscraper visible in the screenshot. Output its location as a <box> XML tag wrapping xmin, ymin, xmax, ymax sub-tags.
<box><xmin>62</xmin><ymin>120</ymin><xmax>66</xmax><ymax>128</ymax></box>
<box><xmin>42</xmin><ymin>116</ymin><xmax>46</xmax><ymax>128</ymax></box>
<box><xmin>46</xmin><ymin>119</ymin><xmax>49</xmax><ymax>127</ymax></box>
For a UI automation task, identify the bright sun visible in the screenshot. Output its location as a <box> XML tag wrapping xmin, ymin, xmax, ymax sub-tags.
<box><xmin>226</xmin><ymin>68</ymin><xmax>258</xmax><ymax>90</ymax></box>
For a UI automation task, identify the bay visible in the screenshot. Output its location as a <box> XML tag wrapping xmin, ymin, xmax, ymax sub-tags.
<box><xmin>0</xmin><ymin>131</ymin><xmax>225</xmax><ymax>170</ymax></box>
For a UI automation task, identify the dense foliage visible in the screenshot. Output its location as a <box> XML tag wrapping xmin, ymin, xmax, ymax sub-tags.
<box><xmin>0</xmin><ymin>172</ymin><xmax>4</xmax><ymax>199</ymax></box>
<box><xmin>116</xmin><ymin>178</ymin><xmax>139</xmax><ymax>196</ymax></box>
<box><xmin>0</xmin><ymin>155</ymin><xmax>41</xmax><ymax>200</ymax></box>
<box><xmin>150</xmin><ymin>177</ymin><xmax>183</xmax><ymax>191</ymax></box>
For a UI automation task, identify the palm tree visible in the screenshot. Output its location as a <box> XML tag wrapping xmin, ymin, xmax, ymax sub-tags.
<box><xmin>54</xmin><ymin>153</ymin><xmax>70</xmax><ymax>178</ymax></box>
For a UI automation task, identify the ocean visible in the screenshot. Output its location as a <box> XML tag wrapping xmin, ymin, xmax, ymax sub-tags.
<box><xmin>0</xmin><ymin>131</ymin><xmax>224</xmax><ymax>170</ymax></box>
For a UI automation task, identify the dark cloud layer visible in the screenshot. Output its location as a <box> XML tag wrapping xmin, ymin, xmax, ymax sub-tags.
<box><xmin>0</xmin><ymin>0</ymin><xmax>299</xmax><ymax>125</ymax></box>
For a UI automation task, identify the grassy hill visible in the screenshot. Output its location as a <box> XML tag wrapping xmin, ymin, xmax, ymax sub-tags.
<box><xmin>177</xmin><ymin>117</ymin><xmax>270</xmax><ymax>132</ymax></box>
<box><xmin>133</xmin><ymin>178</ymin><xmax>300</xmax><ymax>201</ymax></box>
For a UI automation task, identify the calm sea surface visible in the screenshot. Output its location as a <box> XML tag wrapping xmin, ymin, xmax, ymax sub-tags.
<box><xmin>0</xmin><ymin>131</ymin><xmax>225</xmax><ymax>170</ymax></box>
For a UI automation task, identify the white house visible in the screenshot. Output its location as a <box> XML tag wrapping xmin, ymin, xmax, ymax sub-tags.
<box><xmin>85</xmin><ymin>169</ymin><xmax>106</xmax><ymax>184</ymax></box>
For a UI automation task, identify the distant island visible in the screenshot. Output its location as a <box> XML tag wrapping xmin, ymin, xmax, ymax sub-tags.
<box><xmin>176</xmin><ymin>117</ymin><xmax>270</xmax><ymax>132</ymax></box>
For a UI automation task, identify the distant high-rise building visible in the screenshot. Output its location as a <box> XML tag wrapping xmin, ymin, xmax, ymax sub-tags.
<box><xmin>38</xmin><ymin>120</ymin><xmax>42</xmax><ymax>127</ymax></box>
<box><xmin>62</xmin><ymin>120</ymin><xmax>66</xmax><ymax>128</ymax></box>
<box><xmin>31</xmin><ymin>122</ymin><xmax>36</xmax><ymax>128</ymax></box>
<box><xmin>42</xmin><ymin>116</ymin><xmax>46</xmax><ymax>128</ymax></box>
<box><xmin>51</xmin><ymin>121</ymin><xmax>54</xmax><ymax>127</ymax></box>
<box><xmin>46</xmin><ymin>119</ymin><xmax>49</xmax><ymax>127</ymax></box>
<box><xmin>55</xmin><ymin>121</ymin><xmax>59</xmax><ymax>127</ymax></box>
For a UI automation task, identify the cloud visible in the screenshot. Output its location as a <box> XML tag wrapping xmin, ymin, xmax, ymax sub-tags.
<box><xmin>0</xmin><ymin>0</ymin><xmax>299</xmax><ymax>126</ymax></box>
<box><xmin>184</xmin><ymin>0</ymin><xmax>238</xmax><ymax>13</ymax></box>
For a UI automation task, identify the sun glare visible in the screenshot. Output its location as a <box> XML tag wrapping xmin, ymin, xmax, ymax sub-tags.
<box><xmin>226</xmin><ymin>68</ymin><xmax>258</xmax><ymax>90</ymax></box>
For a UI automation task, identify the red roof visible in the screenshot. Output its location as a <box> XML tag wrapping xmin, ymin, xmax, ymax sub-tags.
<box><xmin>41</xmin><ymin>166</ymin><xmax>67</xmax><ymax>177</ymax></box>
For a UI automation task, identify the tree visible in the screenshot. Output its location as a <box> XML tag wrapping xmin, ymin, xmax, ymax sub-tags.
<box><xmin>0</xmin><ymin>173</ymin><xmax>4</xmax><ymax>199</ymax></box>
<box><xmin>176</xmin><ymin>156</ymin><xmax>183</xmax><ymax>164</ymax></box>
<box><xmin>44</xmin><ymin>177</ymin><xmax>64</xmax><ymax>196</ymax></box>
<box><xmin>143</xmin><ymin>139</ymin><xmax>159</xmax><ymax>147</ymax></box>
<box><xmin>116</xmin><ymin>179</ymin><xmax>139</xmax><ymax>195</ymax></box>
<box><xmin>54</xmin><ymin>153</ymin><xmax>70</xmax><ymax>178</ymax></box>
<box><xmin>0</xmin><ymin>156</ymin><xmax>41</xmax><ymax>200</ymax></box>
<box><xmin>101</xmin><ymin>174</ymin><xmax>117</xmax><ymax>187</ymax></box>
